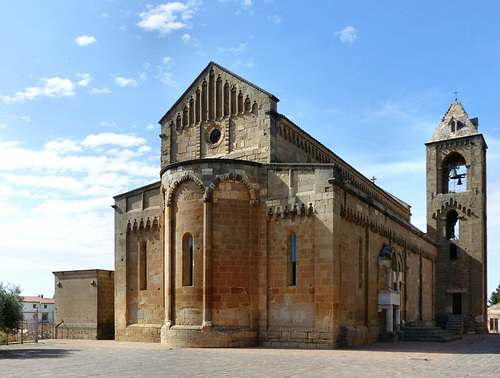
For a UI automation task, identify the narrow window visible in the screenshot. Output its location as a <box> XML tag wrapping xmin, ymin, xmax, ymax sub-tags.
<box><xmin>201</xmin><ymin>81</ymin><xmax>207</xmax><ymax>122</ymax></box>
<box><xmin>446</xmin><ymin>210</ymin><xmax>459</xmax><ymax>240</ymax></box>
<box><xmin>224</xmin><ymin>82</ymin><xmax>230</xmax><ymax>116</ymax></box>
<box><xmin>183</xmin><ymin>234</ymin><xmax>194</xmax><ymax>286</ymax></box>
<box><xmin>290</xmin><ymin>233</ymin><xmax>297</xmax><ymax>286</ymax></box>
<box><xmin>451</xmin><ymin>121</ymin><xmax>456</xmax><ymax>132</ymax></box>
<box><xmin>139</xmin><ymin>241</ymin><xmax>147</xmax><ymax>290</ymax></box>
<box><xmin>238</xmin><ymin>91</ymin><xmax>243</xmax><ymax>114</ymax></box>
<box><xmin>450</xmin><ymin>243</ymin><xmax>458</xmax><ymax>260</ymax></box>
<box><xmin>231</xmin><ymin>87</ymin><xmax>236</xmax><ymax>115</ymax></box>
<box><xmin>33</xmin><ymin>304</ymin><xmax>36</xmax><ymax>309</ymax></box>
<box><xmin>182</xmin><ymin>106</ymin><xmax>188</xmax><ymax>126</ymax></box>
<box><xmin>209</xmin><ymin>70</ymin><xmax>215</xmax><ymax>121</ymax></box>
<box><xmin>358</xmin><ymin>237</ymin><xmax>363</xmax><ymax>288</ymax></box>
<box><xmin>216</xmin><ymin>76</ymin><xmax>222</xmax><ymax>119</ymax></box>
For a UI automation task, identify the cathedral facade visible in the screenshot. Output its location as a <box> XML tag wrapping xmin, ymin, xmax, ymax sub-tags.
<box><xmin>113</xmin><ymin>62</ymin><xmax>487</xmax><ymax>348</ymax></box>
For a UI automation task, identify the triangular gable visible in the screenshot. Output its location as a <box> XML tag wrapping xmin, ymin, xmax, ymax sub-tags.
<box><xmin>158</xmin><ymin>61</ymin><xmax>279</xmax><ymax>125</ymax></box>
<box><xmin>429</xmin><ymin>101</ymin><xmax>478</xmax><ymax>143</ymax></box>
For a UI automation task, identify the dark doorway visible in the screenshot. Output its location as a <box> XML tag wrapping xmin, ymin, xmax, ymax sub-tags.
<box><xmin>452</xmin><ymin>293</ymin><xmax>462</xmax><ymax>315</ymax></box>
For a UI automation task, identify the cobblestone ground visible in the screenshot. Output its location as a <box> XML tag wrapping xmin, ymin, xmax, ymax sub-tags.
<box><xmin>1</xmin><ymin>334</ymin><xmax>499</xmax><ymax>377</ymax></box>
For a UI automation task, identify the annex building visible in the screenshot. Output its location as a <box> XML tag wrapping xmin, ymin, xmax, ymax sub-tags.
<box><xmin>113</xmin><ymin>62</ymin><xmax>487</xmax><ymax>348</ymax></box>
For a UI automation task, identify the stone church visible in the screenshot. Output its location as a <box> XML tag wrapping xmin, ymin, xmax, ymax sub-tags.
<box><xmin>113</xmin><ymin>62</ymin><xmax>487</xmax><ymax>348</ymax></box>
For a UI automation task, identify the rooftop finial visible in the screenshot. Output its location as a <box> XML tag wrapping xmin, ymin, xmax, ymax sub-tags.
<box><xmin>454</xmin><ymin>90</ymin><xmax>459</xmax><ymax>101</ymax></box>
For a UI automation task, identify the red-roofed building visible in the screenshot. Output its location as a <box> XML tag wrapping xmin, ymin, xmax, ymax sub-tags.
<box><xmin>22</xmin><ymin>295</ymin><xmax>55</xmax><ymax>326</ymax></box>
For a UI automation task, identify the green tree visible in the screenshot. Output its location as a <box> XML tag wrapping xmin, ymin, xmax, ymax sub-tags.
<box><xmin>0</xmin><ymin>283</ymin><xmax>23</xmax><ymax>334</ymax></box>
<box><xmin>489</xmin><ymin>282</ymin><xmax>500</xmax><ymax>306</ymax></box>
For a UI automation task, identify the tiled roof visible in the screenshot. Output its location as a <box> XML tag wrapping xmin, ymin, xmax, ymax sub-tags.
<box><xmin>22</xmin><ymin>296</ymin><xmax>55</xmax><ymax>304</ymax></box>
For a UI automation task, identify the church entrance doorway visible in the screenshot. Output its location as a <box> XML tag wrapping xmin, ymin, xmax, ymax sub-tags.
<box><xmin>452</xmin><ymin>293</ymin><xmax>462</xmax><ymax>315</ymax></box>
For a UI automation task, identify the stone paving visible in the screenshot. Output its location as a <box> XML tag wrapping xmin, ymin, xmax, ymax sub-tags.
<box><xmin>1</xmin><ymin>334</ymin><xmax>499</xmax><ymax>377</ymax></box>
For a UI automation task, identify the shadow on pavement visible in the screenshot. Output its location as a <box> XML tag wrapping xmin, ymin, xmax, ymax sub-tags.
<box><xmin>0</xmin><ymin>348</ymin><xmax>75</xmax><ymax>360</ymax></box>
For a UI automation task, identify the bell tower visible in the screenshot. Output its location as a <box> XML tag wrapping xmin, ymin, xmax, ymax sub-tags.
<box><xmin>426</xmin><ymin>101</ymin><xmax>487</xmax><ymax>333</ymax></box>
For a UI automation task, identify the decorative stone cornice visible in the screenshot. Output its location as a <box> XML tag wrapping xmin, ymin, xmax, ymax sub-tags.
<box><xmin>340</xmin><ymin>204</ymin><xmax>435</xmax><ymax>261</ymax></box>
<box><xmin>126</xmin><ymin>217</ymin><xmax>160</xmax><ymax>233</ymax></box>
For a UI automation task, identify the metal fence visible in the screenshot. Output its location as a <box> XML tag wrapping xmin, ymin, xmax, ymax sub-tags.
<box><xmin>0</xmin><ymin>310</ymin><xmax>53</xmax><ymax>345</ymax></box>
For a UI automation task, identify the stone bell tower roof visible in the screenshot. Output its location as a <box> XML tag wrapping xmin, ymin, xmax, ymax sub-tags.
<box><xmin>429</xmin><ymin>101</ymin><xmax>479</xmax><ymax>143</ymax></box>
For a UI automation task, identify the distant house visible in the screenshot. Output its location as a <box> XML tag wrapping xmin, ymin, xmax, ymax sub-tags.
<box><xmin>22</xmin><ymin>295</ymin><xmax>55</xmax><ymax>326</ymax></box>
<box><xmin>488</xmin><ymin>303</ymin><xmax>500</xmax><ymax>333</ymax></box>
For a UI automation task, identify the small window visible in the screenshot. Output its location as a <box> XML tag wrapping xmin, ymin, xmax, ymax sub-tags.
<box><xmin>44</xmin><ymin>304</ymin><xmax>47</xmax><ymax>309</ymax></box>
<box><xmin>183</xmin><ymin>234</ymin><xmax>194</xmax><ymax>286</ymax></box>
<box><xmin>33</xmin><ymin>304</ymin><xmax>36</xmax><ymax>309</ymax></box>
<box><xmin>139</xmin><ymin>241</ymin><xmax>147</xmax><ymax>290</ymax></box>
<box><xmin>210</xmin><ymin>128</ymin><xmax>221</xmax><ymax>144</ymax></box>
<box><xmin>289</xmin><ymin>233</ymin><xmax>297</xmax><ymax>286</ymax></box>
<box><xmin>42</xmin><ymin>313</ymin><xmax>48</xmax><ymax>321</ymax></box>
<box><xmin>450</xmin><ymin>243</ymin><xmax>458</xmax><ymax>260</ymax></box>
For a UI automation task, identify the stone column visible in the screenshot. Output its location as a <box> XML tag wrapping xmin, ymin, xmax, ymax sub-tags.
<box><xmin>202</xmin><ymin>199</ymin><xmax>212</xmax><ymax>328</ymax></box>
<box><xmin>164</xmin><ymin>204</ymin><xmax>173</xmax><ymax>328</ymax></box>
<box><xmin>394</xmin><ymin>306</ymin><xmax>401</xmax><ymax>330</ymax></box>
<box><xmin>386</xmin><ymin>306</ymin><xmax>394</xmax><ymax>332</ymax></box>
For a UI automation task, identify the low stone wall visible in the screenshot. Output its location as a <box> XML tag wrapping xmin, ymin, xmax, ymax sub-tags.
<box><xmin>55</xmin><ymin>323</ymin><xmax>97</xmax><ymax>340</ymax></box>
<box><xmin>161</xmin><ymin>326</ymin><xmax>257</xmax><ymax>348</ymax></box>
<box><xmin>116</xmin><ymin>324</ymin><xmax>162</xmax><ymax>343</ymax></box>
<box><xmin>259</xmin><ymin>328</ymin><xmax>334</xmax><ymax>349</ymax></box>
<box><xmin>338</xmin><ymin>326</ymin><xmax>380</xmax><ymax>347</ymax></box>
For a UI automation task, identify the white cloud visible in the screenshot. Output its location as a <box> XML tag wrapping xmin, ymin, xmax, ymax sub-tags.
<box><xmin>0</xmin><ymin>124</ymin><xmax>6</xmax><ymax>128</ymax></box>
<box><xmin>44</xmin><ymin>138</ymin><xmax>82</xmax><ymax>154</ymax></box>
<box><xmin>90</xmin><ymin>88</ymin><xmax>110</xmax><ymax>94</ymax></box>
<box><xmin>269</xmin><ymin>15</ymin><xmax>281</xmax><ymax>23</ymax></box>
<box><xmin>335</xmin><ymin>26</ymin><xmax>358</xmax><ymax>44</ymax></box>
<box><xmin>146</xmin><ymin>124</ymin><xmax>158</xmax><ymax>130</ymax></box>
<box><xmin>157</xmin><ymin>72</ymin><xmax>175</xmax><ymax>85</ymax></box>
<box><xmin>180</xmin><ymin>33</ymin><xmax>201</xmax><ymax>47</ymax></box>
<box><xmin>242</xmin><ymin>0</ymin><xmax>253</xmax><ymax>9</ymax></box>
<box><xmin>162</xmin><ymin>56</ymin><xmax>173</xmax><ymax>67</ymax></box>
<box><xmin>100</xmin><ymin>121</ymin><xmax>117</xmax><ymax>127</ymax></box>
<box><xmin>114</xmin><ymin>77</ymin><xmax>138</xmax><ymax>87</ymax></box>
<box><xmin>137</xmin><ymin>2</ymin><xmax>198</xmax><ymax>35</ymax></box>
<box><xmin>76</xmin><ymin>73</ymin><xmax>92</xmax><ymax>87</ymax></box>
<box><xmin>5</xmin><ymin>174</ymin><xmax>84</xmax><ymax>192</ymax></box>
<box><xmin>2</xmin><ymin>77</ymin><xmax>75</xmax><ymax>104</ymax></box>
<box><xmin>75</xmin><ymin>35</ymin><xmax>96</xmax><ymax>46</ymax></box>
<box><xmin>219</xmin><ymin>42</ymin><xmax>248</xmax><ymax>55</ymax></box>
<box><xmin>101</xmin><ymin>13</ymin><xmax>108</xmax><ymax>18</ymax></box>
<box><xmin>81</xmin><ymin>133</ymin><xmax>146</xmax><ymax>148</ymax></box>
<box><xmin>20</xmin><ymin>116</ymin><xmax>31</xmax><ymax>122</ymax></box>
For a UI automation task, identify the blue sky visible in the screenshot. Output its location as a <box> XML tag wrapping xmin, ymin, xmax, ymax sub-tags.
<box><xmin>1</xmin><ymin>0</ymin><xmax>499</xmax><ymax>299</ymax></box>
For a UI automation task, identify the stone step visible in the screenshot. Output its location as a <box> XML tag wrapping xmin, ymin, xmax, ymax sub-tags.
<box><xmin>401</xmin><ymin>327</ymin><xmax>462</xmax><ymax>342</ymax></box>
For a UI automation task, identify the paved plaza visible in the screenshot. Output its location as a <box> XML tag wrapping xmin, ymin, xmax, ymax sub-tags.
<box><xmin>1</xmin><ymin>334</ymin><xmax>499</xmax><ymax>377</ymax></box>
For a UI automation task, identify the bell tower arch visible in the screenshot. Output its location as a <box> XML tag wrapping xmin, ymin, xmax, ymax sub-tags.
<box><xmin>426</xmin><ymin>101</ymin><xmax>487</xmax><ymax>333</ymax></box>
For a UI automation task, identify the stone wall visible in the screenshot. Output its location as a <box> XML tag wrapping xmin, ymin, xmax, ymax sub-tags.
<box><xmin>113</xmin><ymin>181</ymin><xmax>163</xmax><ymax>342</ymax></box>
<box><xmin>53</xmin><ymin>269</ymin><xmax>114</xmax><ymax>340</ymax></box>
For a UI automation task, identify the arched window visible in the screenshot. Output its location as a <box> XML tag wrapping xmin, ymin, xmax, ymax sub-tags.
<box><xmin>182</xmin><ymin>234</ymin><xmax>194</xmax><ymax>286</ymax></box>
<box><xmin>446</xmin><ymin>210</ymin><xmax>459</xmax><ymax>240</ymax></box>
<box><xmin>442</xmin><ymin>153</ymin><xmax>467</xmax><ymax>194</ymax></box>
<box><xmin>289</xmin><ymin>233</ymin><xmax>297</xmax><ymax>286</ymax></box>
<box><xmin>139</xmin><ymin>240</ymin><xmax>147</xmax><ymax>290</ymax></box>
<box><xmin>450</xmin><ymin>243</ymin><xmax>458</xmax><ymax>260</ymax></box>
